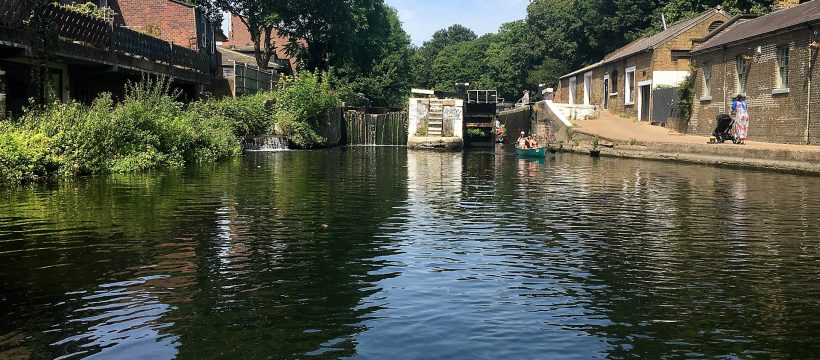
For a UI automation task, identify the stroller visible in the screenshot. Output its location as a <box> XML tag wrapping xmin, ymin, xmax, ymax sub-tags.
<box><xmin>712</xmin><ymin>114</ymin><xmax>739</xmax><ymax>144</ymax></box>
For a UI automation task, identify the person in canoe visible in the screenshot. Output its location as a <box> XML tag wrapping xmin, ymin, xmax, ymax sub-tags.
<box><xmin>517</xmin><ymin>131</ymin><xmax>529</xmax><ymax>149</ymax></box>
<box><xmin>528</xmin><ymin>135</ymin><xmax>540</xmax><ymax>149</ymax></box>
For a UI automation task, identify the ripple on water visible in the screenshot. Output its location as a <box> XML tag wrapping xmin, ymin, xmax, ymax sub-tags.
<box><xmin>1</xmin><ymin>149</ymin><xmax>820</xmax><ymax>359</ymax></box>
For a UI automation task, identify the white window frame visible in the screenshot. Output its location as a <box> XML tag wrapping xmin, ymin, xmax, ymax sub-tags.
<box><xmin>624</xmin><ymin>66</ymin><xmax>636</xmax><ymax>105</ymax></box>
<box><xmin>583</xmin><ymin>71</ymin><xmax>593</xmax><ymax>105</ymax></box>
<box><xmin>736</xmin><ymin>56</ymin><xmax>747</xmax><ymax>95</ymax></box>
<box><xmin>702</xmin><ymin>63</ymin><xmax>712</xmax><ymax>99</ymax></box>
<box><xmin>568</xmin><ymin>77</ymin><xmax>577</xmax><ymax>105</ymax></box>
<box><xmin>610</xmin><ymin>70</ymin><xmax>618</xmax><ymax>96</ymax></box>
<box><xmin>776</xmin><ymin>46</ymin><xmax>789</xmax><ymax>91</ymax></box>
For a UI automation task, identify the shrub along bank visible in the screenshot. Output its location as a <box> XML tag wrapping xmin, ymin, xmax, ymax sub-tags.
<box><xmin>0</xmin><ymin>72</ymin><xmax>340</xmax><ymax>184</ymax></box>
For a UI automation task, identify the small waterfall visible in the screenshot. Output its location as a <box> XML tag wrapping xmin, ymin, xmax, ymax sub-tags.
<box><xmin>245</xmin><ymin>136</ymin><xmax>289</xmax><ymax>151</ymax></box>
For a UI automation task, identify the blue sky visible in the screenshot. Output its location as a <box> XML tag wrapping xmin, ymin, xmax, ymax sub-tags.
<box><xmin>385</xmin><ymin>0</ymin><xmax>530</xmax><ymax>46</ymax></box>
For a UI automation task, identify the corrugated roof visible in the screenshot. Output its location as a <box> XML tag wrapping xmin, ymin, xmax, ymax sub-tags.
<box><xmin>560</xmin><ymin>8</ymin><xmax>726</xmax><ymax>79</ymax></box>
<box><xmin>693</xmin><ymin>0</ymin><xmax>820</xmax><ymax>53</ymax></box>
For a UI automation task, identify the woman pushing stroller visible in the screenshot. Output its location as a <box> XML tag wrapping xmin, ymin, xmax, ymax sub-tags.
<box><xmin>731</xmin><ymin>94</ymin><xmax>750</xmax><ymax>145</ymax></box>
<box><xmin>712</xmin><ymin>94</ymin><xmax>750</xmax><ymax>145</ymax></box>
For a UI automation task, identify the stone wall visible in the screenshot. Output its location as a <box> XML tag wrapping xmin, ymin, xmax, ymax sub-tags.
<box><xmin>690</xmin><ymin>27</ymin><xmax>818</xmax><ymax>144</ymax></box>
<box><xmin>317</xmin><ymin>107</ymin><xmax>342</xmax><ymax>147</ymax></box>
<box><xmin>407</xmin><ymin>98</ymin><xmax>464</xmax><ymax>138</ymax></box>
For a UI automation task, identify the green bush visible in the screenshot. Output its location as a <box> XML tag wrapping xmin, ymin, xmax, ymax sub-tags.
<box><xmin>0</xmin><ymin>123</ymin><xmax>60</xmax><ymax>183</ymax></box>
<box><xmin>0</xmin><ymin>73</ymin><xmax>342</xmax><ymax>184</ymax></box>
<box><xmin>272</xmin><ymin>71</ymin><xmax>341</xmax><ymax>148</ymax></box>
<box><xmin>190</xmin><ymin>91</ymin><xmax>275</xmax><ymax>141</ymax></box>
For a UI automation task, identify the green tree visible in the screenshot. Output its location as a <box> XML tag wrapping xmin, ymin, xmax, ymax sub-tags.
<box><xmin>431</xmin><ymin>35</ymin><xmax>494</xmax><ymax>93</ymax></box>
<box><xmin>276</xmin><ymin>0</ymin><xmax>387</xmax><ymax>72</ymax></box>
<box><xmin>412</xmin><ymin>24</ymin><xmax>477</xmax><ymax>89</ymax></box>
<box><xmin>213</xmin><ymin>0</ymin><xmax>285</xmax><ymax>69</ymax></box>
<box><xmin>331</xmin><ymin>6</ymin><xmax>414</xmax><ymax>107</ymax></box>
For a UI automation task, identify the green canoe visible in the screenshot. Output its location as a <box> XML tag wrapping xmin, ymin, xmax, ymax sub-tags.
<box><xmin>515</xmin><ymin>147</ymin><xmax>546</xmax><ymax>158</ymax></box>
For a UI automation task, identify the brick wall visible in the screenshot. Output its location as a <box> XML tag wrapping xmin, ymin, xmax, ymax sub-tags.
<box><xmin>553</xmin><ymin>11</ymin><xmax>727</xmax><ymax>123</ymax></box>
<box><xmin>556</xmin><ymin>52</ymin><xmax>653</xmax><ymax>119</ymax></box>
<box><xmin>690</xmin><ymin>27</ymin><xmax>818</xmax><ymax>144</ymax></box>
<box><xmin>222</xmin><ymin>15</ymin><xmax>299</xmax><ymax>72</ymax></box>
<box><xmin>112</xmin><ymin>0</ymin><xmax>199</xmax><ymax>49</ymax></box>
<box><xmin>223</xmin><ymin>15</ymin><xmax>253</xmax><ymax>47</ymax></box>
<box><xmin>653</xmin><ymin>12</ymin><xmax>730</xmax><ymax>72</ymax></box>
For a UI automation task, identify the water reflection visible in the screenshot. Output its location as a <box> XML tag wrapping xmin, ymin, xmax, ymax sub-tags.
<box><xmin>1</xmin><ymin>149</ymin><xmax>820</xmax><ymax>359</ymax></box>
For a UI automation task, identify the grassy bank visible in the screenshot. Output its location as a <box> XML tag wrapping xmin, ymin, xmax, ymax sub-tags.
<box><xmin>0</xmin><ymin>72</ymin><xmax>340</xmax><ymax>184</ymax></box>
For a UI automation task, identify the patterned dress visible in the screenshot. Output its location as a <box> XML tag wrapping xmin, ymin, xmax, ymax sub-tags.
<box><xmin>732</xmin><ymin>100</ymin><xmax>750</xmax><ymax>141</ymax></box>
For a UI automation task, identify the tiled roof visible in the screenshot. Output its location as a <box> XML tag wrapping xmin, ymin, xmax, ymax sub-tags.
<box><xmin>693</xmin><ymin>0</ymin><xmax>820</xmax><ymax>53</ymax></box>
<box><xmin>561</xmin><ymin>8</ymin><xmax>726</xmax><ymax>79</ymax></box>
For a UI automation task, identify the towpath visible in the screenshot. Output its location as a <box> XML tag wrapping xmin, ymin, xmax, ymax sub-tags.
<box><xmin>567</xmin><ymin>111</ymin><xmax>820</xmax><ymax>174</ymax></box>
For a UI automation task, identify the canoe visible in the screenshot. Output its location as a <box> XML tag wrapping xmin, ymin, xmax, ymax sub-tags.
<box><xmin>515</xmin><ymin>147</ymin><xmax>546</xmax><ymax>158</ymax></box>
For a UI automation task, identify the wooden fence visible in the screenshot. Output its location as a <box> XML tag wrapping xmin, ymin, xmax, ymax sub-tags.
<box><xmin>0</xmin><ymin>0</ymin><xmax>24</xmax><ymax>28</ymax></box>
<box><xmin>0</xmin><ymin>1</ymin><xmax>211</xmax><ymax>74</ymax></box>
<box><xmin>232</xmin><ymin>61</ymin><xmax>277</xmax><ymax>96</ymax></box>
<box><xmin>45</xmin><ymin>3</ymin><xmax>111</xmax><ymax>49</ymax></box>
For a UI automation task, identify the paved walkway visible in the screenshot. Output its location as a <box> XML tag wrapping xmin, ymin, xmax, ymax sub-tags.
<box><xmin>575</xmin><ymin>111</ymin><xmax>820</xmax><ymax>154</ymax></box>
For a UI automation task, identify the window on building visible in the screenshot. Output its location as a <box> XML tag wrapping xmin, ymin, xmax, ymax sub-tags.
<box><xmin>671</xmin><ymin>50</ymin><xmax>692</xmax><ymax>62</ymax></box>
<box><xmin>703</xmin><ymin>63</ymin><xmax>712</xmax><ymax>97</ymax></box>
<box><xmin>736</xmin><ymin>56</ymin><xmax>747</xmax><ymax>94</ymax></box>
<box><xmin>610</xmin><ymin>70</ymin><xmax>618</xmax><ymax>94</ymax></box>
<box><xmin>708</xmin><ymin>21</ymin><xmax>725</xmax><ymax>32</ymax></box>
<box><xmin>777</xmin><ymin>46</ymin><xmax>789</xmax><ymax>89</ymax></box>
<box><xmin>625</xmin><ymin>67</ymin><xmax>636</xmax><ymax>105</ymax></box>
<box><xmin>569</xmin><ymin>77</ymin><xmax>577</xmax><ymax>105</ymax></box>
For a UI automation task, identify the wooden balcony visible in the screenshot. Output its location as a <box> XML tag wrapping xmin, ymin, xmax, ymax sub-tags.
<box><xmin>0</xmin><ymin>1</ymin><xmax>214</xmax><ymax>84</ymax></box>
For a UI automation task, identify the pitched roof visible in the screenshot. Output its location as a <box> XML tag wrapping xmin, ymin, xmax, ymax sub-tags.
<box><xmin>561</xmin><ymin>8</ymin><xmax>727</xmax><ymax>79</ymax></box>
<box><xmin>693</xmin><ymin>0</ymin><xmax>820</xmax><ymax>53</ymax></box>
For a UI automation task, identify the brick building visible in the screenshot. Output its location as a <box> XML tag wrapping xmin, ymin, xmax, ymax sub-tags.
<box><xmin>554</xmin><ymin>9</ymin><xmax>730</xmax><ymax>122</ymax></box>
<box><xmin>110</xmin><ymin>0</ymin><xmax>216</xmax><ymax>52</ymax></box>
<box><xmin>689</xmin><ymin>0</ymin><xmax>819</xmax><ymax>144</ymax></box>
<box><xmin>220</xmin><ymin>14</ymin><xmax>299</xmax><ymax>74</ymax></box>
<box><xmin>0</xmin><ymin>0</ymin><xmax>219</xmax><ymax>116</ymax></box>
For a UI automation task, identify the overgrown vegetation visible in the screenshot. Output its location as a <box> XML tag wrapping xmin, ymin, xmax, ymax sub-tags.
<box><xmin>0</xmin><ymin>73</ymin><xmax>339</xmax><ymax>184</ymax></box>
<box><xmin>57</xmin><ymin>2</ymin><xmax>116</xmax><ymax>21</ymax></box>
<box><xmin>677</xmin><ymin>72</ymin><xmax>695</xmax><ymax>122</ymax></box>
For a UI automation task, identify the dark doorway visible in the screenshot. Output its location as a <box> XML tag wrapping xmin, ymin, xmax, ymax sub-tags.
<box><xmin>603</xmin><ymin>77</ymin><xmax>609</xmax><ymax>109</ymax></box>
<box><xmin>639</xmin><ymin>85</ymin><xmax>650</xmax><ymax>122</ymax></box>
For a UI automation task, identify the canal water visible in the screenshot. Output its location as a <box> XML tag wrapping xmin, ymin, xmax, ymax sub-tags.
<box><xmin>1</xmin><ymin>148</ymin><xmax>819</xmax><ymax>359</ymax></box>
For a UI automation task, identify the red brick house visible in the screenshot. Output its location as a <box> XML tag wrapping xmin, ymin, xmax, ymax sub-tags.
<box><xmin>689</xmin><ymin>0</ymin><xmax>819</xmax><ymax>144</ymax></box>
<box><xmin>111</xmin><ymin>0</ymin><xmax>216</xmax><ymax>52</ymax></box>
<box><xmin>221</xmin><ymin>14</ymin><xmax>299</xmax><ymax>74</ymax></box>
<box><xmin>0</xmin><ymin>0</ymin><xmax>220</xmax><ymax>115</ymax></box>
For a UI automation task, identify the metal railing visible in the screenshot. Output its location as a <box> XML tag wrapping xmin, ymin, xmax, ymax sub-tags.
<box><xmin>467</xmin><ymin>90</ymin><xmax>499</xmax><ymax>104</ymax></box>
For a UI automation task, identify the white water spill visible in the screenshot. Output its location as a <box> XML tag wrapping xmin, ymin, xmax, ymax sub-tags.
<box><xmin>245</xmin><ymin>136</ymin><xmax>289</xmax><ymax>152</ymax></box>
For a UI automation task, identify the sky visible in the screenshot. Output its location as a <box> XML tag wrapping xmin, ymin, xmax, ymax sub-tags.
<box><xmin>384</xmin><ymin>0</ymin><xmax>530</xmax><ymax>46</ymax></box>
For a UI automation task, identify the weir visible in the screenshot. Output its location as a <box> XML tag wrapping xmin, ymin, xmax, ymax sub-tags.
<box><xmin>344</xmin><ymin>110</ymin><xmax>408</xmax><ymax>146</ymax></box>
<box><xmin>244</xmin><ymin>136</ymin><xmax>289</xmax><ymax>151</ymax></box>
